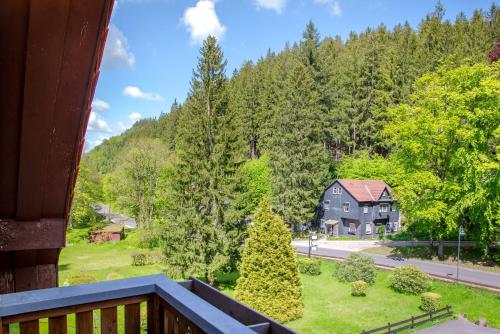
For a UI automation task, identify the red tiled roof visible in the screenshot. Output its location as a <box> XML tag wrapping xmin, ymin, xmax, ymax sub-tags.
<box><xmin>336</xmin><ymin>179</ymin><xmax>391</xmax><ymax>202</ymax></box>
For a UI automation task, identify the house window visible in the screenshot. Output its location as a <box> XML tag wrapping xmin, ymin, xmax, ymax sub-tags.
<box><xmin>348</xmin><ymin>223</ymin><xmax>356</xmax><ymax>234</ymax></box>
<box><xmin>332</xmin><ymin>187</ymin><xmax>342</xmax><ymax>195</ymax></box>
<box><xmin>363</xmin><ymin>206</ymin><xmax>369</xmax><ymax>214</ymax></box>
<box><xmin>391</xmin><ymin>205</ymin><xmax>396</xmax><ymax>212</ymax></box>
<box><xmin>324</xmin><ymin>200</ymin><xmax>330</xmax><ymax>210</ymax></box>
<box><xmin>380</xmin><ymin>204</ymin><xmax>389</xmax><ymax>212</ymax></box>
<box><xmin>365</xmin><ymin>224</ymin><xmax>372</xmax><ymax>234</ymax></box>
<box><xmin>343</xmin><ymin>202</ymin><xmax>350</xmax><ymax>212</ymax></box>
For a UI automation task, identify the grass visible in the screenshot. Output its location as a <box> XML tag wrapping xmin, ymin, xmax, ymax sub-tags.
<box><xmin>363</xmin><ymin>246</ymin><xmax>500</xmax><ymax>274</ymax></box>
<box><xmin>220</xmin><ymin>258</ymin><xmax>500</xmax><ymax>334</ymax></box>
<box><xmin>8</xmin><ymin>229</ymin><xmax>499</xmax><ymax>334</ymax></box>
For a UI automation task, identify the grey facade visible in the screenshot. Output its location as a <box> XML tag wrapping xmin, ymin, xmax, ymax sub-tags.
<box><xmin>319</xmin><ymin>180</ymin><xmax>400</xmax><ymax>237</ymax></box>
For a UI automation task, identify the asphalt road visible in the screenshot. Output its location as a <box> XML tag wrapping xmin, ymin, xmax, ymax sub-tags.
<box><xmin>293</xmin><ymin>245</ymin><xmax>500</xmax><ymax>289</ymax></box>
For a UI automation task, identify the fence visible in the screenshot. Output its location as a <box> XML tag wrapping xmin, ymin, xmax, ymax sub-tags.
<box><xmin>361</xmin><ymin>305</ymin><xmax>452</xmax><ymax>334</ymax></box>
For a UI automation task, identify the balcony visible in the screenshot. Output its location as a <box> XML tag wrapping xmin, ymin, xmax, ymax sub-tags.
<box><xmin>0</xmin><ymin>275</ymin><xmax>296</xmax><ymax>334</ymax></box>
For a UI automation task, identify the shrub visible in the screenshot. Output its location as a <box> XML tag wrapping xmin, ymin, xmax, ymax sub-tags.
<box><xmin>376</xmin><ymin>226</ymin><xmax>386</xmax><ymax>234</ymax></box>
<box><xmin>390</xmin><ymin>266</ymin><xmax>431</xmax><ymax>294</ymax></box>
<box><xmin>420</xmin><ymin>292</ymin><xmax>442</xmax><ymax>312</ymax></box>
<box><xmin>351</xmin><ymin>280</ymin><xmax>368</xmax><ymax>296</ymax></box>
<box><xmin>298</xmin><ymin>257</ymin><xmax>321</xmax><ymax>276</ymax></box>
<box><xmin>67</xmin><ymin>273</ymin><xmax>97</xmax><ymax>286</ymax></box>
<box><xmin>335</xmin><ymin>253</ymin><xmax>376</xmax><ymax>284</ymax></box>
<box><xmin>235</xmin><ymin>201</ymin><xmax>303</xmax><ymax>322</ymax></box>
<box><xmin>131</xmin><ymin>251</ymin><xmax>164</xmax><ymax>266</ymax></box>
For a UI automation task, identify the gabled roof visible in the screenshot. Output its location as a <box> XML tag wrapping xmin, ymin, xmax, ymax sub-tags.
<box><xmin>334</xmin><ymin>179</ymin><xmax>392</xmax><ymax>202</ymax></box>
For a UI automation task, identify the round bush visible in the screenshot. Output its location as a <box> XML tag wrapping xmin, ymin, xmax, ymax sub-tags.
<box><xmin>420</xmin><ymin>292</ymin><xmax>442</xmax><ymax>312</ymax></box>
<box><xmin>335</xmin><ymin>253</ymin><xmax>376</xmax><ymax>284</ymax></box>
<box><xmin>390</xmin><ymin>266</ymin><xmax>431</xmax><ymax>294</ymax></box>
<box><xmin>351</xmin><ymin>280</ymin><xmax>368</xmax><ymax>296</ymax></box>
<box><xmin>298</xmin><ymin>257</ymin><xmax>321</xmax><ymax>276</ymax></box>
<box><xmin>131</xmin><ymin>252</ymin><xmax>148</xmax><ymax>266</ymax></box>
<box><xmin>67</xmin><ymin>274</ymin><xmax>97</xmax><ymax>286</ymax></box>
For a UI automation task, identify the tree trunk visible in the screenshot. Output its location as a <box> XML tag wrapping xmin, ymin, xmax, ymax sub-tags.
<box><xmin>437</xmin><ymin>240</ymin><xmax>444</xmax><ymax>260</ymax></box>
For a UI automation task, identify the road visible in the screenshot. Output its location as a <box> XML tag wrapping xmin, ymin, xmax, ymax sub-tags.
<box><xmin>95</xmin><ymin>203</ymin><xmax>137</xmax><ymax>229</ymax></box>
<box><xmin>292</xmin><ymin>241</ymin><xmax>500</xmax><ymax>290</ymax></box>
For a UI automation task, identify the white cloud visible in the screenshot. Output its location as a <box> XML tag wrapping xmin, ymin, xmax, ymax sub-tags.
<box><xmin>91</xmin><ymin>98</ymin><xmax>110</xmax><ymax>112</ymax></box>
<box><xmin>117</xmin><ymin>121</ymin><xmax>129</xmax><ymax>132</ymax></box>
<box><xmin>254</xmin><ymin>0</ymin><xmax>286</xmax><ymax>13</ymax></box>
<box><xmin>123</xmin><ymin>86</ymin><xmax>164</xmax><ymax>101</ymax></box>
<box><xmin>84</xmin><ymin>135</ymin><xmax>112</xmax><ymax>152</ymax></box>
<box><xmin>102</xmin><ymin>25</ymin><xmax>135</xmax><ymax>69</ymax></box>
<box><xmin>182</xmin><ymin>0</ymin><xmax>226</xmax><ymax>44</ymax></box>
<box><xmin>313</xmin><ymin>0</ymin><xmax>341</xmax><ymax>16</ymax></box>
<box><xmin>88</xmin><ymin>112</ymin><xmax>113</xmax><ymax>133</ymax></box>
<box><xmin>129</xmin><ymin>112</ymin><xmax>143</xmax><ymax>123</ymax></box>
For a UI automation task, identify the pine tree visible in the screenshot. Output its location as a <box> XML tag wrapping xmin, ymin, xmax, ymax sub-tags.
<box><xmin>162</xmin><ymin>36</ymin><xmax>238</xmax><ymax>282</ymax></box>
<box><xmin>268</xmin><ymin>61</ymin><xmax>329</xmax><ymax>230</ymax></box>
<box><xmin>235</xmin><ymin>200</ymin><xmax>303</xmax><ymax>322</ymax></box>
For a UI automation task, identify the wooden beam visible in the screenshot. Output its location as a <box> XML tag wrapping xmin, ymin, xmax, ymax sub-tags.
<box><xmin>0</xmin><ymin>219</ymin><xmax>65</xmax><ymax>251</ymax></box>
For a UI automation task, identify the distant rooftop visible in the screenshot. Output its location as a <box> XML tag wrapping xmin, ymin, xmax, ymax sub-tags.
<box><xmin>335</xmin><ymin>179</ymin><xmax>392</xmax><ymax>202</ymax></box>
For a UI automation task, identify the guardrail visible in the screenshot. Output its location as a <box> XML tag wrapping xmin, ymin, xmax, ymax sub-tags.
<box><xmin>0</xmin><ymin>274</ymin><xmax>296</xmax><ymax>334</ymax></box>
<box><xmin>361</xmin><ymin>305</ymin><xmax>452</xmax><ymax>334</ymax></box>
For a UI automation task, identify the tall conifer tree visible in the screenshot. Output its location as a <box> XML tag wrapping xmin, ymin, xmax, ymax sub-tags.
<box><xmin>162</xmin><ymin>36</ymin><xmax>238</xmax><ymax>282</ymax></box>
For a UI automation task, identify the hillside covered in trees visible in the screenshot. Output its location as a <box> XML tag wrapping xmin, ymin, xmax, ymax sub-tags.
<box><xmin>74</xmin><ymin>3</ymin><xmax>500</xmax><ymax>275</ymax></box>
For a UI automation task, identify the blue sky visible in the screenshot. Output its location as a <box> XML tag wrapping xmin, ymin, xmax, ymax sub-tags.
<box><xmin>85</xmin><ymin>0</ymin><xmax>495</xmax><ymax>150</ymax></box>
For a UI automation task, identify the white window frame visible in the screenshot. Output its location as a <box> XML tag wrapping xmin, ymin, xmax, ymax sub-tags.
<box><xmin>332</xmin><ymin>187</ymin><xmax>342</xmax><ymax>195</ymax></box>
<box><xmin>391</xmin><ymin>204</ymin><xmax>396</xmax><ymax>212</ymax></box>
<box><xmin>380</xmin><ymin>204</ymin><xmax>389</xmax><ymax>212</ymax></box>
<box><xmin>363</xmin><ymin>206</ymin><xmax>369</xmax><ymax>214</ymax></box>
<box><xmin>323</xmin><ymin>200</ymin><xmax>330</xmax><ymax>210</ymax></box>
<box><xmin>343</xmin><ymin>202</ymin><xmax>350</xmax><ymax>213</ymax></box>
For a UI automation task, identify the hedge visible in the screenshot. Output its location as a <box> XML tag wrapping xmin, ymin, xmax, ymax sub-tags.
<box><xmin>298</xmin><ymin>257</ymin><xmax>321</xmax><ymax>276</ymax></box>
<box><xmin>421</xmin><ymin>292</ymin><xmax>442</xmax><ymax>312</ymax></box>
<box><xmin>390</xmin><ymin>266</ymin><xmax>431</xmax><ymax>294</ymax></box>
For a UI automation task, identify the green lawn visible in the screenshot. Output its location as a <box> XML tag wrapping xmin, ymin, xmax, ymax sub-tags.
<box><xmin>281</xmin><ymin>259</ymin><xmax>500</xmax><ymax>334</ymax></box>
<box><xmin>10</xmin><ymin>234</ymin><xmax>496</xmax><ymax>334</ymax></box>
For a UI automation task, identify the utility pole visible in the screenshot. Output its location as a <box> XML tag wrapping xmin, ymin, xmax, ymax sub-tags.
<box><xmin>456</xmin><ymin>226</ymin><xmax>465</xmax><ymax>282</ymax></box>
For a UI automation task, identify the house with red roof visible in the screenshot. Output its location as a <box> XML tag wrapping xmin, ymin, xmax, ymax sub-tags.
<box><xmin>319</xmin><ymin>179</ymin><xmax>400</xmax><ymax>237</ymax></box>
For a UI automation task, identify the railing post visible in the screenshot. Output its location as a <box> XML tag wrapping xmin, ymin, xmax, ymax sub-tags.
<box><xmin>411</xmin><ymin>315</ymin><xmax>414</xmax><ymax>328</ymax></box>
<box><xmin>387</xmin><ymin>322</ymin><xmax>391</xmax><ymax>333</ymax></box>
<box><xmin>0</xmin><ymin>318</ymin><xmax>8</xmax><ymax>334</ymax></box>
<box><xmin>148</xmin><ymin>295</ymin><xmax>161</xmax><ymax>334</ymax></box>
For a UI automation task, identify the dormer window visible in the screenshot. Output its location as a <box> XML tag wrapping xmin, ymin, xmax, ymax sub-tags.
<box><xmin>333</xmin><ymin>187</ymin><xmax>342</xmax><ymax>195</ymax></box>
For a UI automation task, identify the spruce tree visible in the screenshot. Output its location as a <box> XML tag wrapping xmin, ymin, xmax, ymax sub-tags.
<box><xmin>268</xmin><ymin>62</ymin><xmax>329</xmax><ymax>230</ymax></box>
<box><xmin>162</xmin><ymin>36</ymin><xmax>238</xmax><ymax>282</ymax></box>
<box><xmin>235</xmin><ymin>200</ymin><xmax>303</xmax><ymax>322</ymax></box>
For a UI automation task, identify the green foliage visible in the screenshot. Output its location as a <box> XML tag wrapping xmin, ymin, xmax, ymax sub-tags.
<box><xmin>376</xmin><ymin>226</ymin><xmax>386</xmax><ymax>235</ymax></box>
<box><xmin>335</xmin><ymin>253</ymin><xmax>376</xmax><ymax>284</ymax></box>
<box><xmin>351</xmin><ymin>280</ymin><xmax>368</xmax><ymax>296</ymax></box>
<box><xmin>235</xmin><ymin>201</ymin><xmax>303</xmax><ymax>322</ymax></box>
<box><xmin>386</xmin><ymin>62</ymin><xmax>500</xmax><ymax>253</ymax></box>
<box><xmin>70</xmin><ymin>159</ymin><xmax>103</xmax><ymax>227</ymax></box>
<box><xmin>390</xmin><ymin>266</ymin><xmax>431</xmax><ymax>294</ymax></box>
<box><xmin>131</xmin><ymin>251</ymin><xmax>164</xmax><ymax>266</ymax></box>
<box><xmin>268</xmin><ymin>61</ymin><xmax>330</xmax><ymax>229</ymax></box>
<box><xmin>298</xmin><ymin>257</ymin><xmax>322</xmax><ymax>276</ymax></box>
<box><xmin>336</xmin><ymin>151</ymin><xmax>404</xmax><ymax>187</ymax></box>
<box><xmin>420</xmin><ymin>292</ymin><xmax>442</xmax><ymax>312</ymax></box>
<box><xmin>162</xmin><ymin>36</ymin><xmax>238</xmax><ymax>282</ymax></box>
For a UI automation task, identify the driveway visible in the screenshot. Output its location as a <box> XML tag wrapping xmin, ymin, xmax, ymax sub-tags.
<box><xmin>292</xmin><ymin>240</ymin><xmax>500</xmax><ymax>290</ymax></box>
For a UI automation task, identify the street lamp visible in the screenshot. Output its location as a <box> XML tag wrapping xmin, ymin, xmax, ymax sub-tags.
<box><xmin>456</xmin><ymin>225</ymin><xmax>465</xmax><ymax>282</ymax></box>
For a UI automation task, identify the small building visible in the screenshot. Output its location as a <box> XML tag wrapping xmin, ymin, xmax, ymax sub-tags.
<box><xmin>89</xmin><ymin>224</ymin><xmax>124</xmax><ymax>243</ymax></box>
<box><xmin>319</xmin><ymin>179</ymin><xmax>400</xmax><ymax>237</ymax></box>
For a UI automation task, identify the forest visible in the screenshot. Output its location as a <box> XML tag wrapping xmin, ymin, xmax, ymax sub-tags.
<box><xmin>72</xmin><ymin>3</ymin><xmax>500</xmax><ymax>281</ymax></box>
